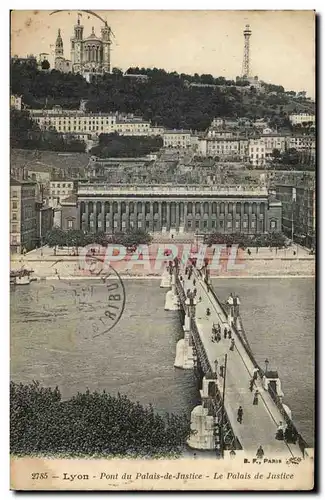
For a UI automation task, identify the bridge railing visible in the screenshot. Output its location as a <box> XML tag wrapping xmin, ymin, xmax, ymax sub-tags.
<box><xmin>208</xmin><ymin>280</ymin><xmax>310</xmax><ymax>451</ymax></box>
<box><xmin>208</xmin><ymin>283</ymin><xmax>263</xmax><ymax>374</ymax></box>
<box><xmin>190</xmin><ymin>317</ymin><xmax>241</xmax><ymax>452</ymax></box>
<box><xmin>175</xmin><ymin>275</ymin><xmax>187</xmax><ymax>305</ymax></box>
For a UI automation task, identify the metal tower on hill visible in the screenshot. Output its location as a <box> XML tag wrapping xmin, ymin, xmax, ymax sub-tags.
<box><xmin>241</xmin><ymin>24</ymin><xmax>252</xmax><ymax>79</ymax></box>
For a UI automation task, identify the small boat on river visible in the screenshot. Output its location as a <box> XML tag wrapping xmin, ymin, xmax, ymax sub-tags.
<box><xmin>10</xmin><ymin>268</ymin><xmax>36</xmax><ymax>285</ymax></box>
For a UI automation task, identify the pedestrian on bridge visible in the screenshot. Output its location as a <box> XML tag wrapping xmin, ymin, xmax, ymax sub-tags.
<box><xmin>253</xmin><ymin>368</ymin><xmax>259</xmax><ymax>381</ymax></box>
<box><xmin>228</xmin><ymin>329</ymin><xmax>232</xmax><ymax>339</ymax></box>
<box><xmin>193</xmin><ymin>287</ymin><xmax>197</xmax><ymax>296</ymax></box>
<box><xmin>216</xmin><ymin>331</ymin><xmax>221</xmax><ymax>343</ymax></box>
<box><xmin>193</xmin><ymin>278</ymin><xmax>196</xmax><ymax>286</ymax></box>
<box><xmin>275</xmin><ymin>421</ymin><xmax>285</xmax><ymax>441</ymax></box>
<box><xmin>229</xmin><ymin>338</ymin><xmax>235</xmax><ymax>351</ymax></box>
<box><xmin>237</xmin><ymin>406</ymin><xmax>243</xmax><ymax>424</ymax></box>
<box><xmin>224</xmin><ymin>327</ymin><xmax>228</xmax><ymax>339</ymax></box>
<box><xmin>206</xmin><ymin>308</ymin><xmax>211</xmax><ymax>317</ymax></box>
<box><xmin>253</xmin><ymin>390</ymin><xmax>259</xmax><ymax>406</ymax></box>
<box><xmin>249</xmin><ymin>378</ymin><xmax>255</xmax><ymax>392</ymax></box>
<box><xmin>256</xmin><ymin>446</ymin><xmax>264</xmax><ymax>459</ymax></box>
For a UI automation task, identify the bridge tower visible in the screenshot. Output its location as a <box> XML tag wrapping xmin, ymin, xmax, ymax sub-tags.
<box><xmin>174</xmin><ymin>295</ymin><xmax>195</xmax><ymax>369</ymax></box>
<box><xmin>226</xmin><ymin>293</ymin><xmax>241</xmax><ymax>327</ymax></box>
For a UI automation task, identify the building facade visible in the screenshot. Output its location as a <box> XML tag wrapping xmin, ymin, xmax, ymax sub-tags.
<box><xmin>274</xmin><ymin>177</ymin><xmax>315</xmax><ymax>248</ymax></box>
<box><xmin>263</xmin><ymin>134</ymin><xmax>287</xmax><ymax>158</ymax></box>
<box><xmin>30</xmin><ymin>109</ymin><xmax>117</xmax><ymax>135</ymax></box>
<box><xmin>76</xmin><ymin>184</ymin><xmax>281</xmax><ymax>235</ymax></box>
<box><xmin>36</xmin><ymin>203</ymin><xmax>54</xmax><ymax>246</ymax></box>
<box><xmin>29</xmin><ymin>108</ymin><xmax>165</xmax><ymax>138</ymax></box>
<box><xmin>289</xmin><ymin>113</ymin><xmax>315</xmax><ymax>126</ymax></box>
<box><xmin>54</xmin><ymin>17</ymin><xmax>112</xmax><ymax>81</ymax></box>
<box><xmin>49</xmin><ymin>180</ymin><xmax>78</xmax><ymax>208</ymax></box>
<box><xmin>248</xmin><ymin>138</ymin><xmax>266</xmax><ymax>166</ymax></box>
<box><xmin>10</xmin><ymin>95</ymin><xmax>22</xmax><ymax>110</ymax></box>
<box><xmin>163</xmin><ymin>130</ymin><xmax>193</xmax><ymax>148</ymax></box>
<box><xmin>10</xmin><ymin>179</ymin><xmax>37</xmax><ymax>254</ymax></box>
<box><xmin>60</xmin><ymin>194</ymin><xmax>78</xmax><ymax>231</ymax></box>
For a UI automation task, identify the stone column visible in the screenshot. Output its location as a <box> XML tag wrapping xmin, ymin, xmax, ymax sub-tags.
<box><xmin>216</xmin><ymin>202</ymin><xmax>220</xmax><ymax>232</ymax></box>
<box><xmin>184</xmin><ymin>202</ymin><xmax>188</xmax><ymax>231</ymax></box>
<box><xmin>224</xmin><ymin>202</ymin><xmax>228</xmax><ymax>233</ymax></box>
<box><xmin>92</xmin><ymin>202</ymin><xmax>97</xmax><ymax>233</ymax></box>
<box><xmin>233</xmin><ymin>203</ymin><xmax>237</xmax><ymax>232</ymax></box>
<box><xmin>149</xmin><ymin>202</ymin><xmax>154</xmax><ymax>232</ymax></box>
<box><xmin>256</xmin><ymin>202</ymin><xmax>260</xmax><ymax>233</ymax></box>
<box><xmin>166</xmin><ymin>202</ymin><xmax>171</xmax><ymax>231</ymax></box>
<box><xmin>248</xmin><ymin>202</ymin><xmax>253</xmax><ymax>234</ymax></box>
<box><xmin>241</xmin><ymin>203</ymin><xmax>245</xmax><ymax>233</ymax></box>
<box><xmin>142</xmin><ymin>201</ymin><xmax>146</xmax><ymax>231</ymax></box>
<box><xmin>101</xmin><ymin>202</ymin><xmax>106</xmax><ymax>232</ymax></box>
<box><xmin>110</xmin><ymin>205</ymin><xmax>114</xmax><ymax>233</ymax></box>
<box><xmin>84</xmin><ymin>202</ymin><xmax>89</xmax><ymax>231</ymax></box>
<box><xmin>176</xmin><ymin>202</ymin><xmax>180</xmax><ymax>232</ymax></box>
<box><xmin>158</xmin><ymin>201</ymin><xmax>162</xmax><ymax>232</ymax></box>
<box><xmin>115</xmin><ymin>202</ymin><xmax>121</xmax><ymax>232</ymax></box>
<box><xmin>208</xmin><ymin>202</ymin><xmax>212</xmax><ymax>231</ymax></box>
<box><xmin>125</xmin><ymin>202</ymin><xmax>130</xmax><ymax>231</ymax></box>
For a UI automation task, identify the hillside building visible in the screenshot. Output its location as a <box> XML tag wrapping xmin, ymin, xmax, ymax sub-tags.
<box><xmin>54</xmin><ymin>16</ymin><xmax>112</xmax><ymax>82</ymax></box>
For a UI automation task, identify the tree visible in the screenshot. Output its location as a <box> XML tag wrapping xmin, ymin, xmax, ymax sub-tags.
<box><xmin>44</xmin><ymin>227</ymin><xmax>66</xmax><ymax>255</ymax></box>
<box><xmin>10</xmin><ymin>381</ymin><xmax>192</xmax><ymax>457</ymax></box>
<box><xmin>41</xmin><ymin>59</ymin><xmax>50</xmax><ymax>70</ymax></box>
<box><xmin>66</xmin><ymin>229</ymin><xmax>85</xmax><ymax>255</ymax></box>
<box><xmin>272</xmin><ymin>148</ymin><xmax>281</xmax><ymax>161</ymax></box>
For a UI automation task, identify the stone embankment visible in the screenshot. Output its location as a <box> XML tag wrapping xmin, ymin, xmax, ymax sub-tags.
<box><xmin>10</xmin><ymin>250</ymin><xmax>315</xmax><ymax>280</ymax></box>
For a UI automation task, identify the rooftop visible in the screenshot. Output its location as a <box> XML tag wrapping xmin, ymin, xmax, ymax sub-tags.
<box><xmin>78</xmin><ymin>184</ymin><xmax>269</xmax><ymax>197</ymax></box>
<box><xmin>10</xmin><ymin>178</ymin><xmax>36</xmax><ymax>186</ymax></box>
<box><xmin>164</xmin><ymin>129</ymin><xmax>192</xmax><ymax>135</ymax></box>
<box><xmin>60</xmin><ymin>194</ymin><xmax>77</xmax><ymax>204</ymax></box>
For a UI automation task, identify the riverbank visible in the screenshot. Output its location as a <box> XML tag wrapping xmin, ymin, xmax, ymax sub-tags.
<box><xmin>10</xmin><ymin>256</ymin><xmax>315</xmax><ymax>280</ymax></box>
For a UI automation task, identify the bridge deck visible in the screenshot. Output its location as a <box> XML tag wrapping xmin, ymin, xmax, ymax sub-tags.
<box><xmin>181</xmin><ymin>269</ymin><xmax>302</xmax><ymax>457</ymax></box>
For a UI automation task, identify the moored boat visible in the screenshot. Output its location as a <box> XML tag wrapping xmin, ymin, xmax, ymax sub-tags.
<box><xmin>10</xmin><ymin>268</ymin><xmax>36</xmax><ymax>285</ymax></box>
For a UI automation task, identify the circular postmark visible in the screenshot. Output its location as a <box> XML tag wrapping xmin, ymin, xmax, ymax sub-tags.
<box><xmin>89</xmin><ymin>261</ymin><xmax>126</xmax><ymax>338</ymax></box>
<box><xmin>47</xmin><ymin>253</ymin><xmax>126</xmax><ymax>339</ymax></box>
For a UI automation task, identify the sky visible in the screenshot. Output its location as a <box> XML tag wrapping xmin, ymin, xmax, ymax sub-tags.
<box><xmin>10</xmin><ymin>10</ymin><xmax>315</xmax><ymax>97</ymax></box>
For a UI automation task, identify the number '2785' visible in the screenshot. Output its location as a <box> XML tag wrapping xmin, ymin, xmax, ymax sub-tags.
<box><xmin>31</xmin><ymin>473</ymin><xmax>48</xmax><ymax>480</ymax></box>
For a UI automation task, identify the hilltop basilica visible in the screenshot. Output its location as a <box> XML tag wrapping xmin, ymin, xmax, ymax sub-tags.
<box><xmin>54</xmin><ymin>17</ymin><xmax>111</xmax><ymax>82</ymax></box>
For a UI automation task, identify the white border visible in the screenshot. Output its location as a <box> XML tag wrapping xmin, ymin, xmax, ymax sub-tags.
<box><xmin>2</xmin><ymin>2</ymin><xmax>322</xmax><ymax>498</ymax></box>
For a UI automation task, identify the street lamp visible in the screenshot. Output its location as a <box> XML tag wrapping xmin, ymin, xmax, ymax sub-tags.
<box><xmin>264</xmin><ymin>358</ymin><xmax>269</xmax><ymax>374</ymax></box>
<box><xmin>219</xmin><ymin>353</ymin><xmax>228</xmax><ymax>459</ymax></box>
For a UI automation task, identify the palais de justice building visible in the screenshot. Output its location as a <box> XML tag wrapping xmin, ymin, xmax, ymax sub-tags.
<box><xmin>64</xmin><ymin>184</ymin><xmax>282</xmax><ymax>235</ymax></box>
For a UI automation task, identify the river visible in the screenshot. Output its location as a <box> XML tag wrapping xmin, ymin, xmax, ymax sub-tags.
<box><xmin>10</xmin><ymin>277</ymin><xmax>314</xmax><ymax>446</ymax></box>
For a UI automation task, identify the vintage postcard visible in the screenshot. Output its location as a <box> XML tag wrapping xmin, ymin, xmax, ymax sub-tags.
<box><xmin>10</xmin><ymin>9</ymin><xmax>315</xmax><ymax>491</ymax></box>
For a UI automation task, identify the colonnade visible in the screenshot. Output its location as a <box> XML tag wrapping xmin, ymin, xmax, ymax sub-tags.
<box><xmin>84</xmin><ymin>44</ymin><xmax>102</xmax><ymax>63</ymax></box>
<box><xmin>79</xmin><ymin>199</ymin><xmax>267</xmax><ymax>234</ymax></box>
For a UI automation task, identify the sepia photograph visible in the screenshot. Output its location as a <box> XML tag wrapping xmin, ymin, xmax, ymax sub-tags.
<box><xmin>9</xmin><ymin>9</ymin><xmax>315</xmax><ymax>491</ymax></box>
